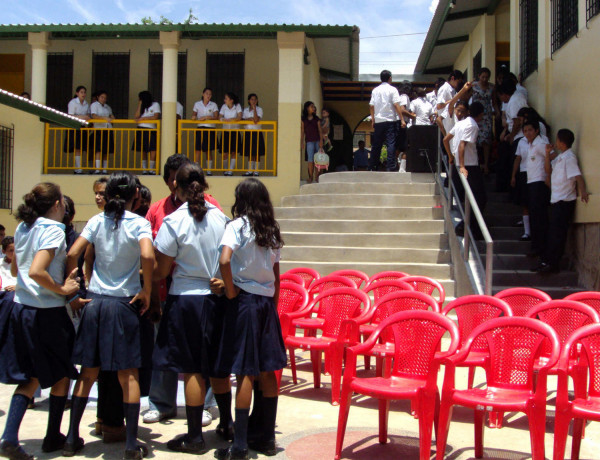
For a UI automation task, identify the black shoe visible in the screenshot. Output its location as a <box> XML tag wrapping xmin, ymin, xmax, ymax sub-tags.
<box><xmin>123</xmin><ymin>445</ymin><xmax>148</xmax><ymax>460</ymax></box>
<box><xmin>0</xmin><ymin>440</ymin><xmax>33</xmax><ymax>460</ymax></box>
<box><xmin>531</xmin><ymin>262</ymin><xmax>548</xmax><ymax>272</ymax></box>
<box><xmin>41</xmin><ymin>433</ymin><xmax>66</xmax><ymax>453</ymax></box>
<box><xmin>215</xmin><ymin>423</ymin><xmax>234</xmax><ymax>441</ymax></box>
<box><xmin>248</xmin><ymin>438</ymin><xmax>277</xmax><ymax>456</ymax></box>
<box><xmin>214</xmin><ymin>446</ymin><xmax>249</xmax><ymax>460</ymax></box>
<box><xmin>167</xmin><ymin>434</ymin><xmax>207</xmax><ymax>454</ymax></box>
<box><xmin>62</xmin><ymin>437</ymin><xmax>84</xmax><ymax>457</ymax></box>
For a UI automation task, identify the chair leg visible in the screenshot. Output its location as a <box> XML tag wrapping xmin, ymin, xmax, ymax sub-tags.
<box><xmin>572</xmin><ymin>418</ymin><xmax>584</xmax><ymax>460</ymax></box>
<box><xmin>378</xmin><ymin>398</ymin><xmax>390</xmax><ymax>444</ymax></box>
<box><xmin>433</xmin><ymin>391</ymin><xmax>440</xmax><ymax>442</ymax></box>
<box><xmin>362</xmin><ymin>332</ymin><xmax>371</xmax><ymax>370</ymax></box>
<box><xmin>334</xmin><ymin>386</ymin><xmax>354</xmax><ymax>460</ymax></box>
<box><xmin>329</xmin><ymin>345</ymin><xmax>344</xmax><ymax>406</ymax></box>
<box><xmin>572</xmin><ymin>366</ymin><xmax>588</xmax><ymax>438</ymax></box>
<box><xmin>468</xmin><ymin>366</ymin><xmax>476</xmax><ymax>388</ymax></box>
<box><xmin>375</xmin><ymin>356</ymin><xmax>383</xmax><ymax>377</ymax></box>
<box><xmin>311</xmin><ymin>349</ymin><xmax>322</xmax><ymax>389</ymax></box>
<box><xmin>528</xmin><ymin>406</ymin><xmax>547</xmax><ymax>460</ymax></box>
<box><xmin>418</xmin><ymin>392</ymin><xmax>436</xmax><ymax>460</ymax></box>
<box><xmin>474</xmin><ymin>409</ymin><xmax>485</xmax><ymax>458</ymax></box>
<box><xmin>435</xmin><ymin>399</ymin><xmax>453</xmax><ymax>460</ymax></box>
<box><xmin>488</xmin><ymin>411</ymin><xmax>504</xmax><ymax>428</ymax></box>
<box><xmin>289</xmin><ymin>347</ymin><xmax>298</xmax><ymax>385</ymax></box>
<box><xmin>552</xmin><ymin>411</ymin><xmax>571</xmax><ymax>460</ymax></box>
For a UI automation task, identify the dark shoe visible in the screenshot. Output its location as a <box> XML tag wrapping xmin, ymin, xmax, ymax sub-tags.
<box><xmin>102</xmin><ymin>424</ymin><xmax>126</xmax><ymax>443</ymax></box>
<box><xmin>123</xmin><ymin>445</ymin><xmax>148</xmax><ymax>460</ymax></box>
<box><xmin>41</xmin><ymin>433</ymin><xmax>66</xmax><ymax>453</ymax></box>
<box><xmin>0</xmin><ymin>440</ymin><xmax>33</xmax><ymax>460</ymax></box>
<box><xmin>214</xmin><ymin>446</ymin><xmax>249</xmax><ymax>460</ymax></box>
<box><xmin>248</xmin><ymin>438</ymin><xmax>277</xmax><ymax>456</ymax></box>
<box><xmin>167</xmin><ymin>434</ymin><xmax>207</xmax><ymax>454</ymax></box>
<box><xmin>61</xmin><ymin>437</ymin><xmax>84</xmax><ymax>457</ymax></box>
<box><xmin>531</xmin><ymin>262</ymin><xmax>548</xmax><ymax>272</ymax></box>
<box><xmin>215</xmin><ymin>423</ymin><xmax>234</xmax><ymax>441</ymax></box>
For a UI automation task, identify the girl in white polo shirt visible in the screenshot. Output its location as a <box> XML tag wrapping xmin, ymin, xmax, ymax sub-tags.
<box><xmin>90</xmin><ymin>90</ymin><xmax>115</xmax><ymax>175</ymax></box>
<box><xmin>192</xmin><ymin>88</ymin><xmax>220</xmax><ymax>174</ymax></box>
<box><xmin>242</xmin><ymin>93</ymin><xmax>265</xmax><ymax>176</ymax></box>
<box><xmin>134</xmin><ymin>91</ymin><xmax>161</xmax><ymax>175</ymax></box>
<box><xmin>66</xmin><ymin>86</ymin><xmax>91</xmax><ymax>174</ymax></box>
<box><xmin>219</xmin><ymin>92</ymin><xmax>242</xmax><ymax>176</ymax></box>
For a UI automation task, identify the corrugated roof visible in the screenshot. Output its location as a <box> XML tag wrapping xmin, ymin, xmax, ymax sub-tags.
<box><xmin>0</xmin><ymin>89</ymin><xmax>88</xmax><ymax>129</ymax></box>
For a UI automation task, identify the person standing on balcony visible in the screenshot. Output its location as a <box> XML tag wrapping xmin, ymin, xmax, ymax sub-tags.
<box><xmin>67</xmin><ymin>86</ymin><xmax>91</xmax><ymax>174</ymax></box>
<box><xmin>220</xmin><ymin>93</ymin><xmax>243</xmax><ymax>176</ymax></box>
<box><xmin>192</xmin><ymin>88</ymin><xmax>219</xmax><ymax>175</ymax></box>
<box><xmin>242</xmin><ymin>93</ymin><xmax>265</xmax><ymax>177</ymax></box>
<box><xmin>134</xmin><ymin>91</ymin><xmax>161</xmax><ymax>175</ymax></box>
<box><xmin>301</xmin><ymin>101</ymin><xmax>323</xmax><ymax>182</ymax></box>
<box><xmin>90</xmin><ymin>90</ymin><xmax>115</xmax><ymax>175</ymax></box>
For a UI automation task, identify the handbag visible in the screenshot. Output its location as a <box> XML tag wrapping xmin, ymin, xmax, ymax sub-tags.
<box><xmin>314</xmin><ymin>149</ymin><xmax>330</xmax><ymax>170</ymax></box>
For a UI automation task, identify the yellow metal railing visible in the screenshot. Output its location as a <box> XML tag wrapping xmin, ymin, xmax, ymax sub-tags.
<box><xmin>44</xmin><ymin>119</ymin><xmax>161</xmax><ymax>175</ymax></box>
<box><xmin>177</xmin><ymin>119</ymin><xmax>278</xmax><ymax>176</ymax></box>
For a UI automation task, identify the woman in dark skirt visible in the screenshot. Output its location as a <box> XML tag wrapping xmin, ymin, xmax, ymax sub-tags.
<box><xmin>0</xmin><ymin>182</ymin><xmax>81</xmax><ymax>459</ymax></box>
<box><xmin>152</xmin><ymin>163</ymin><xmax>229</xmax><ymax>453</ymax></box>
<box><xmin>219</xmin><ymin>92</ymin><xmax>242</xmax><ymax>176</ymax></box>
<box><xmin>65</xmin><ymin>86</ymin><xmax>91</xmax><ymax>174</ymax></box>
<box><xmin>63</xmin><ymin>172</ymin><xmax>155</xmax><ymax>460</ymax></box>
<box><xmin>242</xmin><ymin>93</ymin><xmax>265</xmax><ymax>176</ymax></box>
<box><xmin>214</xmin><ymin>178</ymin><xmax>286</xmax><ymax>460</ymax></box>
<box><xmin>133</xmin><ymin>91</ymin><xmax>161</xmax><ymax>175</ymax></box>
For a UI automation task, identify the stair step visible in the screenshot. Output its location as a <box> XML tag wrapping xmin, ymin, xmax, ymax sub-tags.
<box><xmin>300</xmin><ymin>182</ymin><xmax>438</xmax><ymax>195</ymax></box>
<box><xmin>493</xmin><ymin>285</ymin><xmax>585</xmax><ymax>300</ymax></box>
<box><xmin>483</xmin><ymin>214</ymin><xmax>522</xmax><ymax>227</ymax></box>
<box><xmin>477</xmin><ymin>240</ymin><xmax>531</xmax><ymax>253</ymax></box>
<box><xmin>319</xmin><ymin>171</ymin><xmax>435</xmax><ymax>184</ymax></box>
<box><xmin>486</xmin><ymin>191</ymin><xmax>513</xmax><ymax>203</ymax></box>
<box><xmin>282</xmin><ymin>194</ymin><xmax>440</xmax><ymax>208</ymax></box>
<box><xmin>275</xmin><ymin>206</ymin><xmax>443</xmax><ymax>220</ymax></box>
<box><xmin>489</xmin><ymin>227</ymin><xmax>527</xmax><ymax>240</ymax></box>
<box><xmin>492</xmin><ymin>269</ymin><xmax>578</xmax><ymax>287</ymax></box>
<box><xmin>282</xmin><ymin>232</ymin><xmax>448</xmax><ymax>249</ymax></box>
<box><xmin>278</xmin><ymin>219</ymin><xmax>445</xmax><ymax>234</ymax></box>
<box><xmin>483</xmin><ymin>253</ymin><xmax>570</xmax><ymax>271</ymax></box>
<box><xmin>282</xmin><ymin>246</ymin><xmax>451</xmax><ymax>264</ymax></box>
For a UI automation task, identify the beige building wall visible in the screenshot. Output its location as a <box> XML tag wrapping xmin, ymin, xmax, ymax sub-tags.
<box><xmin>453</xmin><ymin>14</ymin><xmax>497</xmax><ymax>82</ymax></box>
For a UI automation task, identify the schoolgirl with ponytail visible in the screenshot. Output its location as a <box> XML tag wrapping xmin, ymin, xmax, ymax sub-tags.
<box><xmin>152</xmin><ymin>163</ymin><xmax>229</xmax><ymax>453</ymax></box>
<box><xmin>0</xmin><ymin>183</ymin><xmax>80</xmax><ymax>459</ymax></box>
<box><xmin>63</xmin><ymin>172</ymin><xmax>155</xmax><ymax>460</ymax></box>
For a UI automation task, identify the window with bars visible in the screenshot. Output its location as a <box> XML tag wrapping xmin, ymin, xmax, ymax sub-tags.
<box><xmin>46</xmin><ymin>52</ymin><xmax>73</xmax><ymax>112</ymax></box>
<box><xmin>206</xmin><ymin>52</ymin><xmax>245</xmax><ymax>109</ymax></box>
<box><xmin>520</xmin><ymin>0</ymin><xmax>538</xmax><ymax>79</ymax></box>
<box><xmin>0</xmin><ymin>124</ymin><xmax>14</xmax><ymax>210</ymax></box>
<box><xmin>92</xmin><ymin>52</ymin><xmax>130</xmax><ymax>118</ymax></box>
<box><xmin>552</xmin><ymin>0</ymin><xmax>579</xmax><ymax>54</ymax></box>
<box><xmin>587</xmin><ymin>0</ymin><xmax>600</xmax><ymax>23</ymax></box>
<box><xmin>147</xmin><ymin>51</ymin><xmax>188</xmax><ymax>113</ymax></box>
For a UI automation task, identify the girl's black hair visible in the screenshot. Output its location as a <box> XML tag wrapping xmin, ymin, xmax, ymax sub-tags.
<box><xmin>478</xmin><ymin>67</ymin><xmax>491</xmax><ymax>78</ymax></box>
<box><xmin>176</xmin><ymin>163</ymin><xmax>209</xmax><ymax>222</ymax></box>
<box><xmin>517</xmin><ymin>107</ymin><xmax>551</xmax><ymax>137</ymax></box>
<box><xmin>302</xmin><ymin>101</ymin><xmax>315</xmax><ymax>119</ymax></box>
<box><xmin>16</xmin><ymin>182</ymin><xmax>63</xmax><ymax>226</ymax></box>
<box><xmin>523</xmin><ymin>119</ymin><xmax>540</xmax><ymax>133</ymax></box>
<box><xmin>74</xmin><ymin>85</ymin><xmax>86</xmax><ymax>97</ymax></box>
<box><xmin>138</xmin><ymin>90</ymin><xmax>153</xmax><ymax>115</ymax></box>
<box><xmin>230</xmin><ymin>178</ymin><xmax>283</xmax><ymax>250</ymax></box>
<box><xmin>1</xmin><ymin>236</ymin><xmax>14</xmax><ymax>251</ymax></box>
<box><xmin>247</xmin><ymin>93</ymin><xmax>258</xmax><ymax>104</ymax></box>
<box><xmin>93</xmin><ymin>177</ymin><xmax>108</xmax><ymax>190</ymax></box>
<box><xmin>95</xmin><ymin>89</ymin><xmax>108</xmax><ymax>99</ymax></box>
<box><xmin>224</xmin><ymin>92</ymin><xmax>239</xmax><ymax>106</ymax></box>
<box><xmin>104</xmin><ymin>172</ymin><xmax>138</xmax><ymax>228</ymax></box>
<box><xmin>63</xmin><ymin>195</ymin><xmax>75</xmax><ymax>226</ymax></box>
<box><xmin>202</xmin><ymin>87</ymin><xmax>213</xmax><ymax>94</ymax></box>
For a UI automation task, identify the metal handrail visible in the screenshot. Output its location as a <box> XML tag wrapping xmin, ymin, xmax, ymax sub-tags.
<box><xmin>435</xmin><ymin>136</ymin><xmax>494</xmax><ymax>295</ymax></box>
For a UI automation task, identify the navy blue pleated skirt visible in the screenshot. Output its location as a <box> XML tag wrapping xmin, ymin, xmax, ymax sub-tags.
<box><xmin>72</xmin><ymin>293</ymin><xmax>146</xmax><ymax>371</ymax></box>
<box><xmin>214</xmin><ymin>290</ymin><xmax>287</xmax><ymax>377</ymax></box>
<box><xmin>153</xmin><ymin>294</ymin><xmax>223</xmax><ymax>376</ymax></box>
<box><xmin>0</xmin><ymin>293</ymin><xmax>78</xmax><ymax>389</ymax></box>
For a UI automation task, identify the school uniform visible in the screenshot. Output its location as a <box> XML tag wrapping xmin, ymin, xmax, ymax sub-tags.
<box><xmin>90</xmin><ymin>101</ymin><xmax>115</xmax><ymax>155</ymax></box>
<box><xmin>214</xmin><ymin>217</ymin><xmax>286</xmax><ymax>377</ymax></box>
<box><xmin>525</xmin><ymin>135</ymin><xmax>550</xmax><ymax>256</ymax></box>
<box><xmin>220</xmin><ymin>103</ymin><xmax>242</xmax><ymax>154</ymax></box>
<box><xmin>152</xmin><ymin>202</ymin><xmax>229</xmax><ymax>376</ymax></box>
<box><xmin>193</xmin><ymin>100</ymin><xmax>219</xmax><ymax>152</ymax></box>
<box><xmin>65</xmin><ymin>97</ymin><xmax>90</xmax><ymax>153</ymax></box>
<box><xmin>72</xmin><ymin>211</ymin><xmax>152</xmax><ymax>371</ymax></box>
<box><xmin>410</xmin><ymin>97</ymin><xmax>433</xmax><ymax>126</ymax></box>
<box><xmin>369</xmin><ymin>82</ymin><xmax>401</xmax><ymax>170</ymax></box>
<box><xmin>0</xmin><ymin>218</ymin><xmax>77</xmax><ymax>388</ymax></box>
<box><xmin>396</xmin><ymin>94</ymin><xmax>410</xmax><ymax>151</ymax></box>
<box><xmin>134</xmin><ymin>102</ymin><xmax>161</xmax><ymax>153</ymax></box>
<box><xmin>426</xmin><ymin>91</ymin><xmax>437</xmax><ymax>107</ymax></box>
<box><xmin>514</xmin><ymin>134</ymin><xmax>549</xmax><ymax>206</ymax></box>
<box><xmin>437</xmin><ymin>82</ymin><xmax>456</xmax><ymax>133</ymax></box>
<box><xmin>0</xmin><ymin>258</ymin><xmax>16</xmax><ymax>288</ymax></box>
<box><xmin>242</xmin><ymin>106</ymin><xmax>265</xmax><ymax>160</ymax></box>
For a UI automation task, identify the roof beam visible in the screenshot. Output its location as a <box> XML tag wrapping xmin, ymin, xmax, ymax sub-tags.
<box><xmin>487</xmin><ymin>0</ymin><xmax>503</xmax><ymax>14</ymax></box>
<box><xmin>435</xmin><ymin>35</ymin><xmax>469</xmax><ymax>46</ymax></box>
<box><xmin>446</xmin><ymin>8</ymin><xmax>489</xmax><ymax>21</ymax></box>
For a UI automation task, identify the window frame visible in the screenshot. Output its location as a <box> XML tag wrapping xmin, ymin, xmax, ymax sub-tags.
<box><xmin>551</xmin><ymin>0</ymin><xmax>579</xmax><ymax>54</ymax></box>
<box><xmin>587</xmin><ymin>0</ymin><xmax>600</xmax><ymax>23</ymax></box>
<box><xmin>0</xmin><ymin>124</ymin><xmax>14</xmax><ymax>209</ymax></box>
<box><xmin>519</xmin><ymin>0</ymin><xmax>539</xmax><ymax>80</ymax></box>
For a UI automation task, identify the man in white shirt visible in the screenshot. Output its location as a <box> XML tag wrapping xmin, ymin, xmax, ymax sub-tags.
<box><xmin>368</xmin><ymin>70</ymin><xmax>405</xmax><ymax>171</ymax></box>
<box><xmin>436</xmin><ymin>70</ymin><xmax>464</xmax><ymax>135</ymax></box>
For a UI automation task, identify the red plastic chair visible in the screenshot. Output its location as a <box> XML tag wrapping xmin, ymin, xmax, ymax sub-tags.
<box><xmin>553</xmin><ymin>323</ymin><xmax>600</xmax><ymax>460</ymax></box>
<box><xmin>281</xmin><ymin>287</ymin><xmax>371</xmax><ymax>405</ymax></box>
<box><xmin>280</xmin><ymin>272</ymin><xmax>305</xmax><ymax>286</ymax></box>
<box><xmin>329</xmin><ymin>269</ymin><xmax>370</xmax><ymax>289</ymax></box>
<box><xmin>285</xmin><ymin>267</ymin><xmax>320</xmax><ymax>289</ymax></box>
<box><xmin>495</xmin><ymin>287</ymin><xmax>552</xmax><ymax>316</ymax></box>
<box><xmin>401</xmin><ymin>275</ymin><xmax>446</xmax><ymax>308</ymax></box>
<box><xmin>435</xmin><ymin>317</ymin><xmax>560</xmax><ymax>460</ymax></box>
<box><xmin>565</xmin><ymin>291</ymin><xmax>600</xmax><ymax>315</ymax></box>
<box><xmin>366</xmin><ymin>270</ymin><xmax>409</xmax><ymax>286</ymax></box>
<box><xmin>335</xmin><ymin>310</ymin><xmax>460</xmax><ymax>460</ymax></box>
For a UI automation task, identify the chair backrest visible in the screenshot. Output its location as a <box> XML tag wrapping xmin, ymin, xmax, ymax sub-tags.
<box><xmin>315</xmin><ymin>287</ymin><xmax>371</xmax><ymax>338</ymax></box>
<box><xmin>558</xmin><ymin>324</ymin><xmax>600</xmax><ymax>398</ymax></box>
<box><xmin>367</xmin><ymin>271</ymin><xmax>409</xmax><ymax>285</ymax></box>
<box><xmin>308</xmin><ymin>275</ymin><xmax>357</xmax><ymax>320</ymax></box>
<box><xmin>329</xmin><ymin>269</ymin><xmax>370</xmax><ymax>289</ymax></box>
<box><xmin>371</xmin><ymin>310</ymin><xmax>459</xmax><ymax>381</ymax></box>
<box><xmin>442</xmin><ymin>295</ymin><xmax>513</xmax><ymax>352</ymax></box>
<box><xmin>277</xmin><ymin>282</ymin><xmax>309</xmax><ymax>317</ymax></box>
<box><xmin>401</xmin><ymin>275</ymin><xmax>446</xmax><ymax>306</ymax></box>
<box><xmin>285</xmin><ymin>267</ymin><xmax>321</xmax><ymax>289</ymax></box>
<box><xmin>363</xmin><ymin>279</ymin><xmax>414</xmax><ymax>302</ymax></box>
<box><xmin>280</xmin><ymin>272</ymin><xmax>305</xmax><ymax>286</ymax></box>
<box><xmin>565</xmin><ymin>291</ymin><xmax>600</xmax><ymax>315</ymax></box>
<box><xmin>459</xmin><ymin>316</ymin><xmax>560</xmax><ymax>391</ymax></box>
<box><xmin>525</xmin><ymin>300</ymin><xmax>600</xmax><ymax>358</ymax></box>
<box><xmin>495</xmin><ymin>287</ymin><xmax>552</xmax><ymax>316</ymax></box>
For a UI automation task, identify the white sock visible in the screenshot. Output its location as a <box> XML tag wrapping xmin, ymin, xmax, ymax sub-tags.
<box><xmin>255</xmin><ymin>161</ymin><xmax>260</xmax><ymax>171</ymax></box>
<box><xmin>229</xmin><ymin>159</ymin><xmax>236</xmax><ymax>170</ymax></box>
<box><xmin>142</xmin><ymin>160</ymin><xmax>147</xmax><ymax>169</ymax></box>
<box><xmin>250</xmin><ymin>161</ymin><xmax>256</xmax><ymax>171</ymax></box>
<box><xmin>95</xmin><ymin>159</ymin><xmax>101</xmax><ymax>169</ymax></box>
<box><xmin>523</xmin><ymin>215</ymin><xmax>531</xmax><ymax>235</ymax></box>
<box><xmin>399</xmin><ymin>159</ymin><xmax>406</xmax><ymax>172</ymax></box>
<box><xmin>75</xmin><ymin>156</ymin><xmax>81</xmax><ymax>168</ymax></box>
<box><xmin>102</xmin><ymin>160</ymin><xmax>108</xmax><ymax>169</ymax></box>
<box><xmin>149</xmin><ymin>160</ymin><xmax>156</xmax><ymax>170</ymax></box>
<box><xmin>207</xmin><ymin>160</ymin><xmax>213</xmax><ymax>170</ymax></box>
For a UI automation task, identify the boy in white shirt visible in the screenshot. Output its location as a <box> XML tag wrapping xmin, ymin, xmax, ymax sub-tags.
<box><xmin>0</xmin><ymin>236</ymin><xmax>16</xmax><ymax>291</ymax></box>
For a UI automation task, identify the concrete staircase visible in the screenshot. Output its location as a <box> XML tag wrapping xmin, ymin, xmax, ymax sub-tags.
<box><xmin>275</xmin><ymin>172</ymin><xmax>455</xmax><ymax>296</ymax></box>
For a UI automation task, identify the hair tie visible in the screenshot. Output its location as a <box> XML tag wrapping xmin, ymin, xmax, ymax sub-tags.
<box><xmin>117</xmin><ymin>184</ymin><xmax>129</xmax><ymax>189</ymax></box>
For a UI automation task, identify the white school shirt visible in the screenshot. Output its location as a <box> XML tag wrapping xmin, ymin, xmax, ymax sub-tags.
<box><xmin>219</xmin><ymin>217</ymin><xmax>281</xmax><ymax>297</ymax></box>
<box><xmin>505</xmin><ymin>92</ymin><xmax>528</xmax><ymax>140</ymax></box>
<box><xmin>436</xmin><ymin>82</ymin><xmax>455</xmax><ymax>120</ymax></box>
<box><xmin>450</xmin><ymin>117</ymin><xmax>479</xmax><ymax>166</ymax></box>
<box><xmin>242</xmin><ymin>106</ymin><xmax>264</xmax><ymax>130</ymax></box>
<box><xmin>369</xmin><ymin>82</ymin><xmax>401</xmax><ymax>123</ymax></box>
<box><xmin>14</xmin><ymin>217</ymin><xmax>67</xmax><ymax>308</ymax></box>
<box><xmin>516</xmin><ymin>83</ymin><xmax>528</xmax><ymax>99</ymax></box>
<box><xmin>193</xmin><ymin>100</ymin><xmax>219</xmax><ymax>127</ymax></box>
<box><xmin>81</xmin><ymin>211</ymin><xmax>152</xmax><ymax>297</ymax></box>
<box><xmin>90</xmin><ymin>101</ymin><xmax>113</xmax><ymax>128</ymax></box>
<box><xmin>398</xmin><ymin>94</ymin><xmax>411</xmax><ymax>123</ymax></box>
<box><xmin>550</xmin><ymin>149</ymin><xmax>582</xmax><ymax>203</ymax></box>
<box><xmin>220</xmin><ymin>103</ymin><xmax>242</xmax><ymax>129</ymax></box>
<box><xmin>154</xmin><ymin>202</ymin><xmax>229</xmax><ymax>295</ymax></box>
<box><xmin>525</xmin><ymin>135</ymin><xmax>548</xmax><ymax>183</ymax></box>
<box><xmin>410</xmin><ymin>98</ymin><xmax>433</xmax><ymax>125</ymax></box>
<box><xmin>67</xmin><ymin>97</ymin><xmax>89</xmax><ymax>117</ymax></box>
<box><xmin>138</xmin><ymin>102</ymin><xmax>161</xmax><ymax>129</ymax></box>
<box><xmin>0</xmin><ymin>258</ymin><xmax>16</xmax><ymax>288</ymax></box>
<box><xmin>426</xmin><ymin>91</ymin><xmax>437</xmax><ymax>107</ymax></box>
<box><xmin>515</xmin><ymin>134</ymin><xmax>549</xmax><ymax>172</ymax></box>
<box><xmin>176</xmin><ymin>102</ymin><xmax>184</xmax><ymax>119</ymax></box>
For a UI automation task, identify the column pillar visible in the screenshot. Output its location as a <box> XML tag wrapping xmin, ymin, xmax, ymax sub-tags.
<box><xmin>509</xmin><ymin>0</ymin><xmax>519</xmax><ymax>75</ymax></box>
<box><xmin>28</xmin><ymin>32</ymin><xmax>50</xmax><ymax>104</ymax></box>
<box><xmin>159</xmin><ymin>31</ymin><xmax>180</xmax><ymax>167</ymax></box>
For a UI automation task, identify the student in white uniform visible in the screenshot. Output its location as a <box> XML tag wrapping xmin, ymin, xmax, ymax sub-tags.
<box><xmin>134</xmin><ymin>91</ymin><xmax>161</xmax><ymax>175</ymax></box>
<box><xmin>214</xmin><ymin>178</ymin><xmax>286</xmax><ymax>460</ymax></box>
<box><xmin>192</xmin><ymin>88</ymin><xmax>220</xmax><ymax>173</ymax></box>
<box><xmin>0</xmin><ymin>183</ymin><xmax>80</xmax><ymax>459</ymax></box>
<box><xmin>242</xmin><ymin>93</ymin><xmax>265</xmax><ymax>176</ymax></box>
<box><xmin>63</xmin><ymin>172</ymin><xmax>154</xmax><ymax>460</ymax></box>
<box><xmin>219</xmin><ymin>92</ymin><xmax>243</xmax><ymax>176</ymax></box>
<box><xmin>90</xmin><ymin>90</ymin><xmax>115</xmax><ymax>175</ymax></box>
<box><xmin>436</xmin><ymin>70</ymin><xmax>464</xmax><ymax>136</ymax></box>
<box><xmin>410</xmin><ymin>87</ymin><xmax>433</xmax><ymax>126</ymax></box>
<box><xmin>152</xmin><ymin>163</ymin><xmax>229</xmax><ymax>453</ymax></box>
<box><xmin>396</xmin><ymin>83</ymin><xmax>412</xmax><ymax>173</ymax></box>
<box><xmin>67</xmin><ymin>86</ymin><xmax>91</xmax><ymax>174</ymax></box>
<box><xmin>0</xmin><ymin>236</ymin><xmax>16</xmax><ymax>291</ymax></box>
